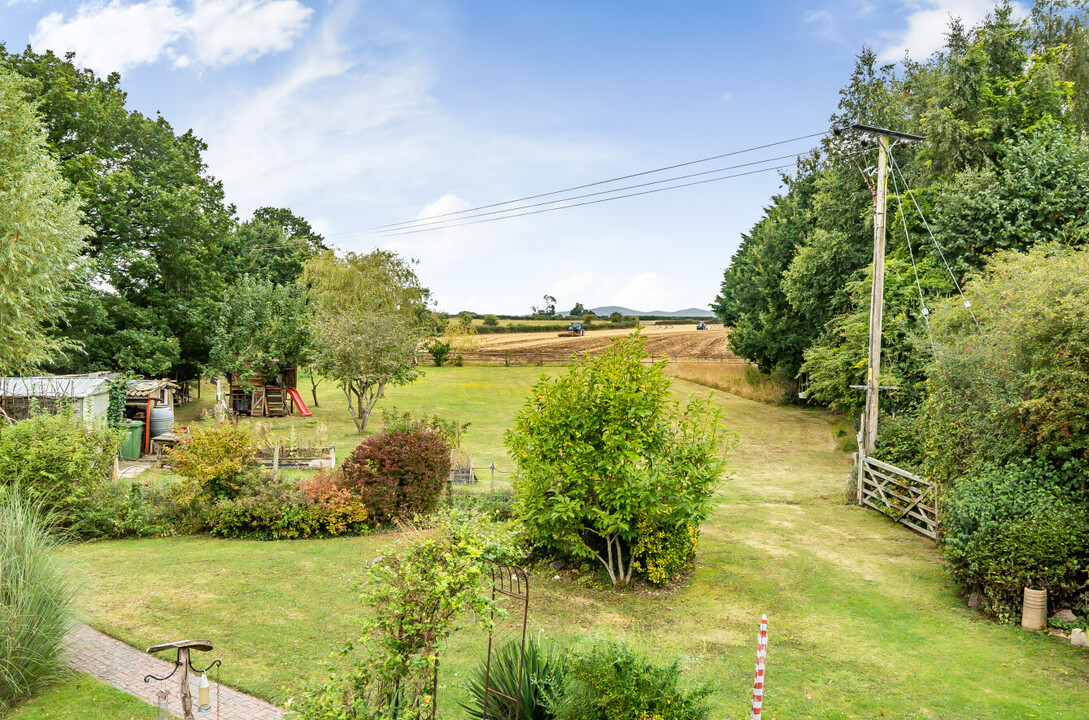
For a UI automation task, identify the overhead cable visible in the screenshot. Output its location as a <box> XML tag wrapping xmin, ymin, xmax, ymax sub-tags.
<box><xmin>368</xmin><ymin>151</ymin><xmax>808</xmax><ymax>237</ymax></box>
<box><xmin>886</xmin><ymin>152</ymin><xmax>982</xmax><ymax>330</ymax></box>
<box><xmin>349</xmin><ymin>130</ymin><xmax>829</xmax><ymax>235</ymax></box>
<box><xmin>371</xmin><ymin>162</ymin><xmax>802</xmax><ymax>238</ymax></box>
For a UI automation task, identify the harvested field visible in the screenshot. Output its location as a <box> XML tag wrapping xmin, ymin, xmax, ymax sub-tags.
<box><xmin>447</xmin><ymin>323</ymin><xmax>739</xmax><ymax>365</ymax></box>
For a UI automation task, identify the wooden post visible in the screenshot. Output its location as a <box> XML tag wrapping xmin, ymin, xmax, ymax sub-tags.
<box><xmin>862</xmin><ymin>134</ymin><xmax>890</xmax><ymax>457</ymax></box>
<box><xmin>490</xmin><ymin>462</ymin><xmax>496</xmax><ymax>495</ymax></box>
<box><xmin>178</xmin><ymin>647</ymin><xmax>194</xmax><ymax>720</ymax></box>
<box><xmin>272</xmin><ymin>446</ymin><xmax>280</xmax><ymax>474</ymax></box>
<box><xmin>469</xmin><ymin>455</ymin><xmax>474</xmax><ymax>485</ymax></box>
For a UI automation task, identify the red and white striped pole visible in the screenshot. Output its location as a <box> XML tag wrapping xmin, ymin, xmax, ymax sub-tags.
<box><xmin>749</xmin><ymin>614</ymin><xmax>768</xmax><ymax>720</ymax></box>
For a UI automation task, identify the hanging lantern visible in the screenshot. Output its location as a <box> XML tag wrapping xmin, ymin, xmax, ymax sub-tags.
<box><xmin>157</xmin><ymin>689</ymin><xmax>171</xmax><ymax>720</ymax></box>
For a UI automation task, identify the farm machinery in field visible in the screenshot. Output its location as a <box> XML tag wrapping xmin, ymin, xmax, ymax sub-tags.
<box><xmin>558</xmin><ymin>320</ymin><xmax>585</xmax><ymax>337</ymax></box>
<box><xmin>696</xmin><ymin>320</ymin><xmax>707</xmax><ymax>330</ymax></box>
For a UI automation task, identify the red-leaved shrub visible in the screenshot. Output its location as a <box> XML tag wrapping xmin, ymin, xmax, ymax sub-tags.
<box><xmin>339</xmin><ymin>427</ymin><xmax>451</xmax><ymax>523</ymax></box>
<box><xmin>300</xmin><ymin>471</ymin><xmax>369</xmax><ymax>535</ymax></box>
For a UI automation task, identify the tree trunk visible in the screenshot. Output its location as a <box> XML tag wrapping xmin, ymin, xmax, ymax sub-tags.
<box><xmin>309</xmin><ymin>369</ymin><xmax>321</xmax><ymax>408</ymax></box>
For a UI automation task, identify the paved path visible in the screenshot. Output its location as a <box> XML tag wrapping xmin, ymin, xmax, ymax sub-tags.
<box><xmin>65</xmin><ymin>624</ymin><xmax>284</xmax><ymax>720</ymax></box>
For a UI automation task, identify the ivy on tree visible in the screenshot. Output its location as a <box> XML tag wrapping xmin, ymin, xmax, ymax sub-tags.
<box><xmin>505</xmin><ymin>334</ymin><xmax>730</xmax><ymax>587</ymax></box>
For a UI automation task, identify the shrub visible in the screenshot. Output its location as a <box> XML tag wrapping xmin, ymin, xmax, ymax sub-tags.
<box><xmin>291</xmin><ymin>524</ymin><xmax>495</xmax><ymax>719</ymax></box>
<box><xmin>427</xmin><ymin>339</ymin><xmax>452</xmax><ymax>367</ymax></box>
<box><xmin>70</xmin><ymin>479</ymin><xmax>162</xmax><ymax>539</ymax></box>
<box><xmin>549</xmin><ymin>640</ymin><xmax>711</xmax><ymax>720</ymax></box>
<box><xmin>169</xmin><ymin>424</ymin><xmax>256</xmax><ymax>499</ymax></box>
<box><xmin>339</xmin><ymin>427</ymin><xmax>451</xmax><ymax>524</ymax></box>
<box><xmin>942</xmin><ymin>460</ymin><xmax>1089</xmax><ymax>620</ymax></box>
<box><xmin>0</xmin><ymin>487</ymin><xmax>74</xmax><ymax>711</ymax></box>
<box><xmin>609</xmin><ymin>312</ymin><xmax>623</xmax><ymax>323</ymax></box>
<box><xmin>506</xmin><ymin>334</ymin><xmax>730</xmax><ymax>587</ymax></box>
<box><xmin>461</xmin><ymin>637</ymin><xmax>567</xmax><ymax>720</ymax></box>
<box><xmin>208</xmin><ymin>476</ymin><xmax>320</xmax><ymax>540</ymax></box>
<box><xmin>0</xmin><ymin>410</ymin><xmax>119</xmax><ymax>526</ymax></box>
<box><xmin>453</xmin><ymin>353</ymin><xmax>465</xmax><ymax>367</ymax></box>
<box><xmin>631</xmin><ymin>511</ymin><xmax>699</xmax><ymax>586</ymax></box>
<box><xmin>482</xmin><ymin>315</ymin><xmax>499</xmax><ymax>327</ymax></box>
<box><xmin>300</xmin><ymin>471</ymin><xmax>369</xmax><ymax>535</ymax></box>
<box><xmin>428</xmin><ymin>505</ymin><xmax>524</xmax><ymax>565</ymax></box>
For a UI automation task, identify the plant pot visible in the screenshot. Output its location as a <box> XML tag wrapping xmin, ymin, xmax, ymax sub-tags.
<box><xmin>1021</xmin><ymin>587</ymin><xmax>1048</xmax><ymax>630</ymax></box>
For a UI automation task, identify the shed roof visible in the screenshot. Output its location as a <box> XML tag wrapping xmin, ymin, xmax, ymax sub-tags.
<box><xmin>0</xmin><ymin>374</ymin><xmax>115</xmax><ymax>399</ymax></box>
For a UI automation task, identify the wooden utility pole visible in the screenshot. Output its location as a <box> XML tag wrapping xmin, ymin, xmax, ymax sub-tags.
<box><xmin>863</xmin><ymin>134</ymin><xmax>889</xmax><ymax>456</ymax></box>
<box><xmin>849</xmin><ymin>124</ymin><xmax>925</xmax><ymax>458</ymax></box>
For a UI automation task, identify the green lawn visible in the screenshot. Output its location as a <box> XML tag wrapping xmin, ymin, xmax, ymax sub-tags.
<box><xmin>8</xmin><ymin>674</ymin><xmax>165</xmax><ymax>719</ymax></box>
<box><xmin>22</xmin><ymin>369</ymin><xmax>1089</xmax><ymax>718</ymax></box>
<box><xmin>178</xmin><ymin>367</ymin><xmax>557</xmax><ymax>482</ymax></box>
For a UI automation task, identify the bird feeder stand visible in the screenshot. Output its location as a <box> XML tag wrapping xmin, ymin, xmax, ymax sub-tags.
<box><xmin>145</xmin><ymin>639</ymin><xmax>220</xmax><ymax>720</ymax></box>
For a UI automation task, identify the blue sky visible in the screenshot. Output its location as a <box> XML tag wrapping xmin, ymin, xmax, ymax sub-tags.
<box><xmin>0</xmin><ymin>1</ymin><xmax>1017</xmax><ymax>314</ymax></box>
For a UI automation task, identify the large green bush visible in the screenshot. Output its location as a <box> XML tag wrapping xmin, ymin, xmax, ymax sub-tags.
<box><xmin>548</xmin><ymin>640</ymin><xmax>711</xmax><ymax>720</ymax></box>
<box><xmin>942</xmin><ymin>460</ymin><xmax>1089</xmax><ymax>620</ymax></box>
<box><xmin>0</xmin><ymin>487</ymin><xmax>74</xmax><ymax>711</ymax></box>
<box><xmin>0</xmin><ymin>410</ymin><xmax>119</xmax><ymax>526</ymax></box>
<box><xmin>506</xmin><ymin>334</ymin><xmax>729</xmax><ymax>587</ymax></box>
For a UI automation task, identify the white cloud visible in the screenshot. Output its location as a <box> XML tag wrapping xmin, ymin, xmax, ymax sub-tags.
<box><xmin>29</xmin><ymin>0</ymin><xmax>313</xmax><ymax>73</ymax></box>
<box><xmin>186</xmin><ymin>0</ymin><xmax>313</xmax><ymax>66</ymax></box>
<box><xmin>878</xmin><ymin>0</ymin><xmax>1027</xmax><ymax>61</ymax></box>
<box><xmin>548</xmin><ymin>271</ymin><xmax>609</xmax><ymax>307</ymax></box>
<box><xmin>31</xmin><ymin>1</ymin><xmax>184</xmax><ymax>72</ymax></box>
<box><xmin>610</xmin><ymin>272</ymin><xmax>686</xmax><ymax>312</ymax></box>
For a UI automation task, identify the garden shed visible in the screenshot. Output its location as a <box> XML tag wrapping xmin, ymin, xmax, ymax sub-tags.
<box><xmin>0</xmin><ymin>373</ymin><xmax>115</xmax><ymax>423</ymax></box>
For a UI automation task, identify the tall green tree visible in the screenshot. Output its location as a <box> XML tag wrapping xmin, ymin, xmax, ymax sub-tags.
<box><xmin>207</xmin><ymin>276</ymin><xmax>311</xmax><ymax>382</ymax></box>
<box><xmin>0</xmin><ymin>67</ymin><xmax>88</xmax><ymax>376</ymax></box>
<box><xmin>305</xmin><ymin>250</ymin><xmax>433</xmax><ymax>432</ymax></box>
<box><xmin>2</xmin><ymin>46</ymin><xmax>235</xmax><ymax>379</ymax></box>
<box><xmin>225</xmin><ymin>207</ymin><xmax>327</xmax><ymax>286</ymax></box>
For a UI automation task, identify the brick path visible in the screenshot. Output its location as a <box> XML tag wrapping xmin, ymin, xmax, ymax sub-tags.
<box><xmin>64</xmin><ymin>624</ymin><xmax>285</xmax><ymax>720</ymax></box>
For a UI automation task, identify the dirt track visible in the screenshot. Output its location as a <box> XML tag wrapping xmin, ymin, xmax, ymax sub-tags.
<box><xmin>453</xmin><ymin>323</ymin><xmax>738</xmax><ymax>362</ymax></box>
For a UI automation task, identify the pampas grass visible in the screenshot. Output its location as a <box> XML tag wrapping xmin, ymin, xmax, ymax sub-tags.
<box><xmin>0</xmin><ymin>486</ymin><xmax>74</xmax><ymax>711</ymax></box>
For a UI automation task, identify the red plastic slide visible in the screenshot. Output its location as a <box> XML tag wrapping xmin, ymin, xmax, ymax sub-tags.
<box><xmin>285</xmin><ymin>387</ymin><xmax>312</xmax><ymax>417</ymax></box>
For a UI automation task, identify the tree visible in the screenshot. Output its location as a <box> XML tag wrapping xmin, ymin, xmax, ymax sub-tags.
<box><xmin>0</xmin><ymin>67</ymin><xmax>88</xmax><ymax>375</ymax></box>
<box><xmin>570</xmin><ymin>302</ymin><xmax>586</xmax><ymax>316</ymax></box>
<box><xmin>2</xmin><ymin>47</ymin><xmax>236</xmax><ymax>380</ymax></box>
<box><xmin>609</xmin><ymin>311</ymin><xmax>624</xmax><ymax>323</ymax></box>
<box><xmin>532</xmin><ymin>294</ymin><xmax>556</xmax><ymax>316</ymax></box>
<box><xmin>305</xmin><ymin>250</ymin><xmax>432</xmax><ymax>433</ymax></box>
<box><xmin>505</xmin><ymin>334</ymin><xmax>729</xmax><ymax>587</ymax></box>
<box><xmin>225</xmin><ymin>207</ymin><xmax>327</xmax><ymax>286</ymax></box>
<box><xmin>207</xmin><ymin>276</ymin><xmax>311</xmax><ymax>382</ymax></box>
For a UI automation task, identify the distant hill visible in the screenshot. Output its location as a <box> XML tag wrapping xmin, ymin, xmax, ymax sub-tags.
<box><xmin>587</xmin><ymin>305</ymin><xmax>715</xmax><ymax>318</ymax></box>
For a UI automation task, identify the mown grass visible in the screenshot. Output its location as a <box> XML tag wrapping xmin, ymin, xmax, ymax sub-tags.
<box><xmin>24</xmin><ymin>369</ymin><xmax>1089</xmax><ymax>718</ymax></box>
<box><xmin>177</xmin><ymin>367</ymin><xmax>557</xmax><ymax>481</ymax></box>
<box><xmin>7</xmin><ymin>674</ymin><xmax>166</xmax><ymax>719</ymax></box>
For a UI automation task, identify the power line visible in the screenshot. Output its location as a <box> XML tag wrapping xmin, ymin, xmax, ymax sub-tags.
<box><xmin>344</xmin><ymin>130</ymin><xmax>829</xmax><ymax>235</ymax></box>
<box><xmin>373</xmin><ymin>162</ymin><xmax>803</xmax><ymax>238</ymax></box>
<box><xmin>368</xmin><ymin>150</ymin><xmax>809</xmax><ymax>238</ymax></box>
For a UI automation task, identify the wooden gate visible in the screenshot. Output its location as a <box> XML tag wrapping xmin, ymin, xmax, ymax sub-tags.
<box><xmin>857</xmin><ymin>454</ymin><xmax>938</xmax><ymax>540</ymax></box>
